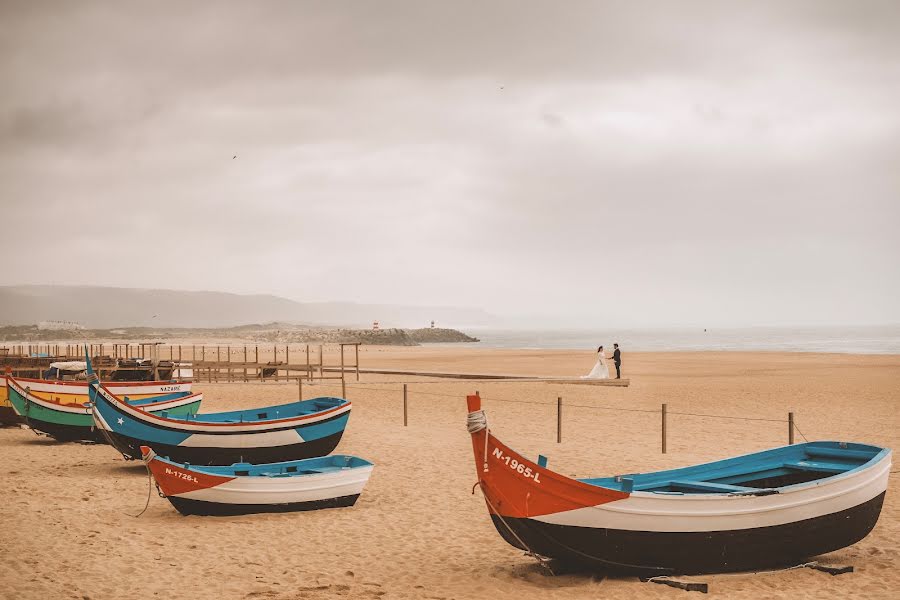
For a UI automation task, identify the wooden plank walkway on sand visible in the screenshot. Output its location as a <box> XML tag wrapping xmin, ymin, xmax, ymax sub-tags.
<box><xmin>327</xmin><ymin>367</ymin><xmax>630</xmax><ymax>386</ymax></box>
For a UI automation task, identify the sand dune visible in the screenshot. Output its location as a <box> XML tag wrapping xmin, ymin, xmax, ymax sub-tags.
<box><xmin>1</xmin><ymin>349</ymin><xmax>897</xmax><ymax>599</ymax></box>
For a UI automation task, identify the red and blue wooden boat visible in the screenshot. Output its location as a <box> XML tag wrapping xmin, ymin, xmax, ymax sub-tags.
<box><xmin>86</xmin><ymin>358</ymin><xmax>351</xmax><ymax>465</ymax></box>
<box><xmin>141</xmin><ymin>446</ymin><xmax>374</xmax><ymax>516</ymax></box>
<box><xmin>465</xmin><ymin>395</ymin><xmax>891</xmax><ymax>575</ymax></box>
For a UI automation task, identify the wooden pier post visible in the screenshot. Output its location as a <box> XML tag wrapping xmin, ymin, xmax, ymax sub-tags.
<box><xmin>319</xmin><ymin>345</ymin><xmax>324</xmax><ymax>378</ymax></box>
<box><xmin>557</xmin><ymin>396</ymin><xmax>562</xmax><ymax>443</ymax></box>
<box><xmin>788</xmin><ymin>412</ymin><xmax>795</xmax><ymax>445</ymax></box>
<box><xmin>403</xmin><ymin>384</ymin><xmax>408</xmax><ymax>426</ymax></box>
<box><xmin>243</xmin><ymin>346</ymin><xmax>248</xmax><ymax>382</ymax></box>
<box><xmin>298</xmin><ymin>376</ymin><xmax>302</xmax><ymax>400</ymax></box>
<box><xmin>341</xmin><ymin>370</ymin><xmax>346</xmax><ymax>398</ymax></box>
<box><xmin>662</xmin><ymin>403</ymin><xmax>668</xmax><ymax>454</ymax></box>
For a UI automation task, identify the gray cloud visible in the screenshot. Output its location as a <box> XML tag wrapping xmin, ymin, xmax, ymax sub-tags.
<box><xmin>1</xmin><ymin>1</ymin><xmax>898</xmax><ymax>327</ymax></box>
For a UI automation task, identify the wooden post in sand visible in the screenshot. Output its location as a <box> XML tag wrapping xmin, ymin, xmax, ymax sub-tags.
<box><xmin>243</xmin><ymin>346</ymin><xmax>248</xmax><ymax>382</ymax></box>
<box><xmin>788</xmin><ymin>412</ymin><xmax>795</xmax><ymax>445</ymax></box>
<box><xmin>662</xmin><ymin>403</ymin><xmax>668</xmax><ymax>454</ymax></box>
<box><xmin>341</xmin><ymin>370</ymin><xmax>346</xmax><ymax>398</ymax></box>
<box><xmin>298</xmin><ymin>375</ymin><xmax>302</xmax><ymax>400</ymax></box>
<box><xmin>557</xmin><ymin>396</ymin><xmax>562</xmax><ymax>443</ymax></box>
<box><xmin>403</xmin><ymin>384</ymin><xmax>408</xmax><ymax>426</ymax></box>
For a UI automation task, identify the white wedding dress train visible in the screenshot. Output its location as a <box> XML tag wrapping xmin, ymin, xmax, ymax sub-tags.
<box><xmin>583</xmin><ymin>353</ymin><xmax>610</xmax><ymax>379</ymax></box>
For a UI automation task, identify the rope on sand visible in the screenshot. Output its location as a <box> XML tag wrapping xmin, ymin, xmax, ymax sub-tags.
<box><xmin>474</xmin><ymin>480</ymin><xmax>553</xmax><ymax>575</ymax></box>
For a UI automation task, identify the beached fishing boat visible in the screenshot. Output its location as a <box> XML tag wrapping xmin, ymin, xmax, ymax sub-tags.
<box><xmin>141</xmin><ymin>446</ymin><xmax>374</xmax><ymax>515</ymax></box>
<box><xmin>465</xmin><ymin>395</ymin><xmax>891</xmax><ymax>575</ymax></box>
<box><xmin>86</xmin><ymin>361</ymin><xmax>352</xmax><ymax>465</ymax></box>
<box><xmin>0</xmin><ymin>361</ymin><xmax>192</xmax><ymax>425</ymax></box>
<box><xmin>5</xmin><ymin>375</ymin><xmax>202</xmax><ymax>442</ymax></box>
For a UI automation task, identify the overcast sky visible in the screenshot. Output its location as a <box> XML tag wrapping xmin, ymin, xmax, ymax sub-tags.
<box><xmin>1</xmin><ymin>1</ymin><xmax>898</xmax><ymax>327</ymax></box>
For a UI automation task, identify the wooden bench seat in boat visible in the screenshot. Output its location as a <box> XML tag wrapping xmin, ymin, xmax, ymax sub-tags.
<box><xmin>633</xmin><ymin>480</ymin><xmax>757</xmax><ymax>493</ymax></box>
<box><xmin>804</xmin><ymin>447</ymin><xmax>875</xmax><ymax>462</ymax></box>
<box><xmin>782</xmin><ymin>460</ymin><xmax>850</xmax><ymax>474</ymax></box>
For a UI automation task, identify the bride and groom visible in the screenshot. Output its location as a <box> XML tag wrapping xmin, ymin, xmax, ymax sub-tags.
<box><xmin>583</xmin><ymin>343</ymin><xmax>621</xmax><ymax>379</ymax></box>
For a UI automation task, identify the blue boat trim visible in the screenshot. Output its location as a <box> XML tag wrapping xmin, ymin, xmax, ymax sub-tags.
<box><xmin>581</xmin><ymin>442</ymin><xmax>888</xmax><ymax>494</ymax></box>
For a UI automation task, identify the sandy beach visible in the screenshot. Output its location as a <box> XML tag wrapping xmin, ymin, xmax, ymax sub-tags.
<box><xmin>1</xmin><ymin>348</ymin><xmax>897</xmax><ymax>599</ymax></box>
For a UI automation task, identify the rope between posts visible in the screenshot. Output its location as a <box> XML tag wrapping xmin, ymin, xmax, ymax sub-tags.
<box><xmin>301</xmin><ymin>379</ymin><xmax>800</xmax><ymax>426</ymax></box>
<box><xmin>792</xmin><ymin>420</ymin><xmax>810</xmax><ymax>443</ymax></box>
<box><xmin>667</xmin><ymin>410</ymin><xmax>786</xmax><ymax>423</ymax></box>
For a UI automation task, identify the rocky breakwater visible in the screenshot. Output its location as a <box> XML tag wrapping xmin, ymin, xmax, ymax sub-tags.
<box><xmin>249</xmin><ymin>327</ymin><xmax>478</xmax><ymax>346</ymax></box>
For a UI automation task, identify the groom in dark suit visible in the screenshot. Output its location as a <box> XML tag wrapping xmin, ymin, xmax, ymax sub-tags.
<box><xmin>612</xmin><ymin>343</ymin><xmax>622</xmax><ymax>379</ymax></box>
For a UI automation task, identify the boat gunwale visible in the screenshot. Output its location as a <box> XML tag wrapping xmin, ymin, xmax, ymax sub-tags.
<box><xmin>578</xmin><ymin>443</ymin><xmax>890</xmax><ymax>497</ymax></box>
<box><xmin>7</xmin><ymin>376</ymin><xmax>202</xmax><ymax>414</ymax></box>
<box><xmin>90</xmin><ymin>380</ymin><xmax>349</xmax><ymax>429</ymax></box>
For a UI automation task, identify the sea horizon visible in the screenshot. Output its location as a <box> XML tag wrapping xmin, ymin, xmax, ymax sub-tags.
<box><xmin>443</xmin><ymin>324</ymin><xmax>900</xmax><ymax>354</ymax></box>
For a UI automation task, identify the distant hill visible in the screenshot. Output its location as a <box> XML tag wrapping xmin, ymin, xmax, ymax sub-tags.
<box><xmin>0</xmin><ymin>285</ymin><xmax>495</xmax><ymax>329</ymax></box>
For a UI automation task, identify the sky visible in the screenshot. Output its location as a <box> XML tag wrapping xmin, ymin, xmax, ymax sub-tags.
<box><xmin>1</xmin><ymin>1</ymin><xmax>898</xmax><ymax>328</ymax></box>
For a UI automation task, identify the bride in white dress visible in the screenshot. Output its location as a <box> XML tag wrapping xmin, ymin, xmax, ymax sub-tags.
<box><xmin>583</xmin><ymin>346</ymin><xmax>610</xmax><ymax>379</ymax></box>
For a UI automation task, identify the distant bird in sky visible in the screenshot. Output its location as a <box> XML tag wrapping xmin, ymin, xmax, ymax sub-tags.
<box><xmin>233</xmin><ymin>155</ymin><xmax>237</xmax><ymax>159</ymax></box>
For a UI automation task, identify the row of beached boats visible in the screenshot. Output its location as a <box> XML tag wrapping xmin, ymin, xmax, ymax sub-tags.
<box><xmin>3</xmin><ymin>352</ymin><xmax>373</xmax><ymax>516</ymax></box>
<box><xmin>2</xmin><ymin>352</ymin><xmax>892</xmax><ymax>575</ymax></box>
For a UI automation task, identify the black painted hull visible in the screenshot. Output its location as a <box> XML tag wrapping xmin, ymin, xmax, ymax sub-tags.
<box><xmin>166</xmin><ymin>493</ymin><xmax>361</xmax><ymax>516</ymax></box>
<box><xmin>24</xmin><ymin>416</ymin><xmax>107</xmax><ymax>443</ymax></box>
<box><xmin>490</xmin><ymin>491</ymin><xmax>887</xmax><ymax>575</ymax></box>
<box><xmin>105</xmin><ymin>429</ymin><xmax>346</xmax><ymax>465</ymax></box>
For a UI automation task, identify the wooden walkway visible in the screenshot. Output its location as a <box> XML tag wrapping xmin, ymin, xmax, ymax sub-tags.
<box><xmin>327</xmin><ymin>367</ymin><xmax>630</xmax><ymax>386</ymax></box>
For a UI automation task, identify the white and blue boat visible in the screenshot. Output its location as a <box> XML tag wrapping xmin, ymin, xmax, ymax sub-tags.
<box><xmin>466</xmin><ymin>395</ymin><xmax>892</xmax><ymax>575</ymax></box>
<box><xmin>142</xmin><ymin>446</ymin><xmax>374</xmax><ymax>516</ymax></box>
<box><xmin>86</xmin><ymin>358</ymin><xmax>351</xmax><ymax>465</ymax></box>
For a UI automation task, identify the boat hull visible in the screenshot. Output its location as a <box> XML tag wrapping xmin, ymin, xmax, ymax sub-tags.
<box><xmin>2</xmin><ymin>375</ymin><xmax>190</xmax><ymax>404</ymax></box>
<box><xmin>465</xmin><ymin>395</ymin><xmax>891</xmax><ymax>575</ymax></box>
<box><xmin>6</xmin><ymin>376</ymin><xmax>202</xmax><ymax>442</ymax></box>
<box><xmin>0</xmin><ymin>405</ymin><xmax>21</xmax><ymax>426</ymax></box>
<box><xmin>166</xmin><ymin>494</ymin><xmax>361</xmax><ymax>516</ymax></box>
<box><xmin>88</xmin><ymin>371</ymin><xmax>352</xmax><ymax>465</ymax></box>
<box><xmin>143</xmin><ymin>448</ymin><xmax>374</xmax><ymax>516</ymax></box>
<box><xmin>490</xmin><ymin>491</ymin><xmax>886</xmax><ymax>575</ymax></box>
<box><xmin>103</xmin><ymin>426</ymin><xmax>347</xmax><ymax>464</ymax></box>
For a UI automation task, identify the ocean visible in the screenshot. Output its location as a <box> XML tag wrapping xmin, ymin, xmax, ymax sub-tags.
<box><xmin>446</xmin><ymin>325</ymin><xmax>900</xmax><ymax>354</ymax></box>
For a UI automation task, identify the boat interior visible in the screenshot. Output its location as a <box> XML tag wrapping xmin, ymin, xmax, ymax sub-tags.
<box><xmin>579</xmin><ymin>442</ymin><xmax>887</xmax><ymax>494</ymax></box>
<box><xmin>147</xmin><ymin>396</ymin><xmax>346</xmax><ymax>423</ymax></box>
<box><xmin>159</xmin><ymin>454</ymin><xmax>372</xmax><ymax>477</ymax></box>
<box><xmin>123</xmin><ymin>391</ymin><xmax>196</xmax><ymax>406</ymax></box>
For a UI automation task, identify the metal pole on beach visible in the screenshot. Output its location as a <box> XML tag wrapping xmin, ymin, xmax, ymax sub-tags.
<box><xmin>403</xmin><ymin>384</ymin><xmax>408</xmax><ymax>426</ymax></box>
